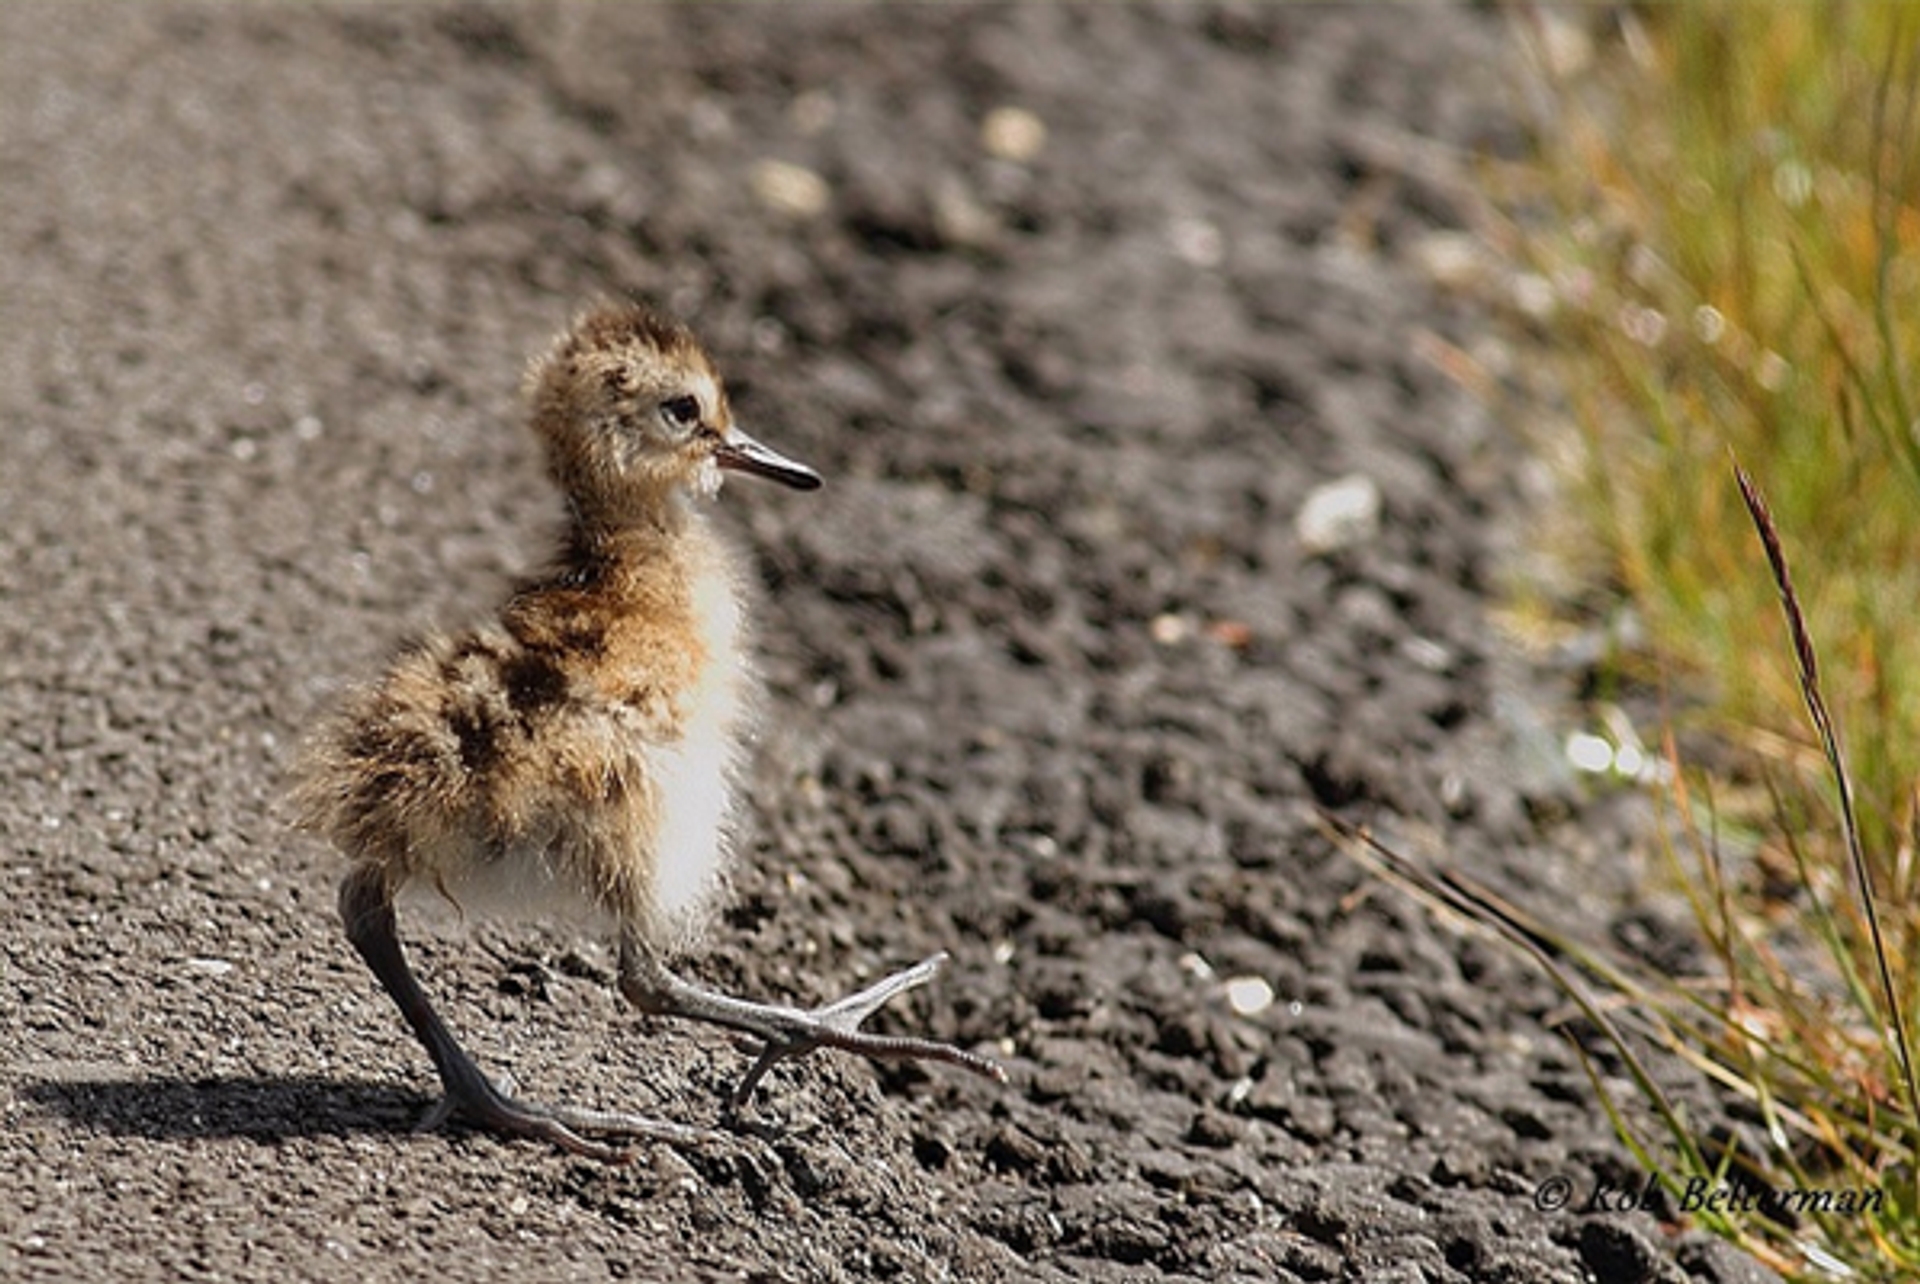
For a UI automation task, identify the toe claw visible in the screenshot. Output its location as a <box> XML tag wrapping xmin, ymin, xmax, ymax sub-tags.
<box><xmin>721</xmin><ymin>953</ymin><xmax>1004</xmax><ymax>1107</ymax></box>
<box><xmin>426</xmin><ymin>1067</ymin><xmax>706</xmax><ymax>1161</ymax></box>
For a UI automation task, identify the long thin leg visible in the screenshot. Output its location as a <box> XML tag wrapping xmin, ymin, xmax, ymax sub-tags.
<box><xmin>618</xmin><ymin>937</ymin><xmax>1007</xmax><ymax>1108</ymax></box>
<box><xmin>339</xmin><ymin>865</ymin><xmax>711</xmax><ymax>1162</ymax></box>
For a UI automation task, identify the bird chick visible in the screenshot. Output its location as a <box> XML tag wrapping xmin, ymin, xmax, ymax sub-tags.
<box><xmin>293</xmin><ymin>301</ymin><xmax>1003</xmax><ymax>1161</ymax></box>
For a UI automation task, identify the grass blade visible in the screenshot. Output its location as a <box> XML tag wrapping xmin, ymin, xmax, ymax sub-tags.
<box><xmin>1733</xmin><ymin>461</ymin><xmax>1920</xmax><ymax>1182</ymax></box>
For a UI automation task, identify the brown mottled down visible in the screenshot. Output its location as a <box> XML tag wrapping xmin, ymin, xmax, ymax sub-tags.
<box><xmin>292</xmin><ymin>302</ymin><xmax>1003</xmax><ymax>1163</ymax></box>
<box><xmin>294</xmin><ymin>519</ymin><xmax>748</xmax><ymax>951</ymax></box>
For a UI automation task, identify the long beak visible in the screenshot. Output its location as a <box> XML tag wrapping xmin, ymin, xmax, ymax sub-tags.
<box><xmin>714</xmin><ymin>428</ymin><xmax>822</xmax><ymax>491</ymax></box>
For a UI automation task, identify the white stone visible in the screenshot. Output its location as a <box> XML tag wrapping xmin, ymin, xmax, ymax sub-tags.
<box><xmin>1296</xmin><ymin>474</ymin><xmax>1382</xmax><ymax>553</ymax></box>
<box><xmin>750</xmin><ymin>159</ymin><xmax>830</xmax><ymax>219</ymax></box>
<box><xmin>1225</xmin><ymin>976</ymin><xmax>1275</xmax><ymax>1017</ymax></box>
<box><xmin>980</xmin><ymin>106</ymin><xmax>1046</xmax><ymax>162</ymax></box>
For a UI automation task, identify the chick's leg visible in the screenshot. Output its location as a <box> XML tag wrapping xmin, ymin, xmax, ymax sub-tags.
<box><xmin>339</xmin><ymin>865</ymin><xmax>709</xmax><ymax>1162</ymax></box>
<box><xmin>618</xmin><ymin>935</ymin><xmax>1006</xmax><ymax>1108</ymax></box>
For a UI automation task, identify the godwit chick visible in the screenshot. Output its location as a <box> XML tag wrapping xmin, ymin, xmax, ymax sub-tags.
<box><xmin>293</xmin><ymin>302</ymin><xmax>1003</xmax><ymax>1161</ymax></box>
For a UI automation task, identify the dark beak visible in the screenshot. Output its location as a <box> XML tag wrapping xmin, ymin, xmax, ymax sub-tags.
<box><xmin>714</xmin><ymin>428</ymin><xmax>822</xmax><ymax>491</ymax></box>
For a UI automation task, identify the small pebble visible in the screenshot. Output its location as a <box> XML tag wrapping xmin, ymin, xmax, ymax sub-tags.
<box><xmin>980</xmin><ymin>106</ymin><xmax>1046</xmax><ymax>162</ymax></box>
<box><xmin>1205</xmin><ymin>619</ymin><xmax>1253</xmax><ymax>649</ymax></box>
<box><xmin>1150</xmin><ymin>613</ymin><xmax>1192</xmax><ymax>645</ymax></box>
<box><xmin>932</xmin><ymin>175</ymin><xmax>998</xmax><ymax>248</ymax></box>
<box><xmin>1565</xmin><ymin>731</ymin><xmax>1614</xmax><ymax>775</ymax></box>
<box><xmin>1296</xmin><ymin>474</ymin><xmax>1382</xmax><ymax>553</ymax></box>
<box><xmin>1225</xmin><ymin>976</ymin><xmax>1274</xmax><ymax>1017</ymax></box>
<box><xmin>1402</xmin><ymin>636</ymin><xmax>1451</xmax><ymax>672</ymax></box>
<box><xmin>750</xmin><ymin>159</ymin><xmax>830</xmax><ymax>219</ymax></box>
<box><xmin>1410</xmin><ymin>230</ymin><xmax>1488</xmax><ymax>290</ymax></box>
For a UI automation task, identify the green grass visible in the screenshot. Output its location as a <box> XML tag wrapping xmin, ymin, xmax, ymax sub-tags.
<box><xmin>1516</xmin><ymin>5</ymin><xmax>1920</xmax><ymax>858</ymax></box>
<box><xmin>1431</xmin><ymin>5</ymin><xmax>1920</xmax><ymax>1277</ymax></box>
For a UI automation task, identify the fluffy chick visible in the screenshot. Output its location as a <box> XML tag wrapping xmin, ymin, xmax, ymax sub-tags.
<box><xmin>293</xmin><ymin>302</ymin><xmax>1001</xmax><ymax>1161</ymax></box>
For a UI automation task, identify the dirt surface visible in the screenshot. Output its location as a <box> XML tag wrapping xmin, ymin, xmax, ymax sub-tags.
<box><xmin>0</xmin><ymin>5</ymin><xmax>1777</xmax><ymax>1282</ymax></box>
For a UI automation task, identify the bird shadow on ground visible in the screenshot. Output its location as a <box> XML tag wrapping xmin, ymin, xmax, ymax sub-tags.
<box><xmin>18</xmin><ymin>1074</ymin><xmax>431</xmax><ymax>1143</ymax></box>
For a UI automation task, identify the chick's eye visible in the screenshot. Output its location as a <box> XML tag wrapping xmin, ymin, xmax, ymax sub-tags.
<box><xmin>661</xmin><ymin>395</ymin><xmax>701</xmax><ymax>429</ymax></box>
